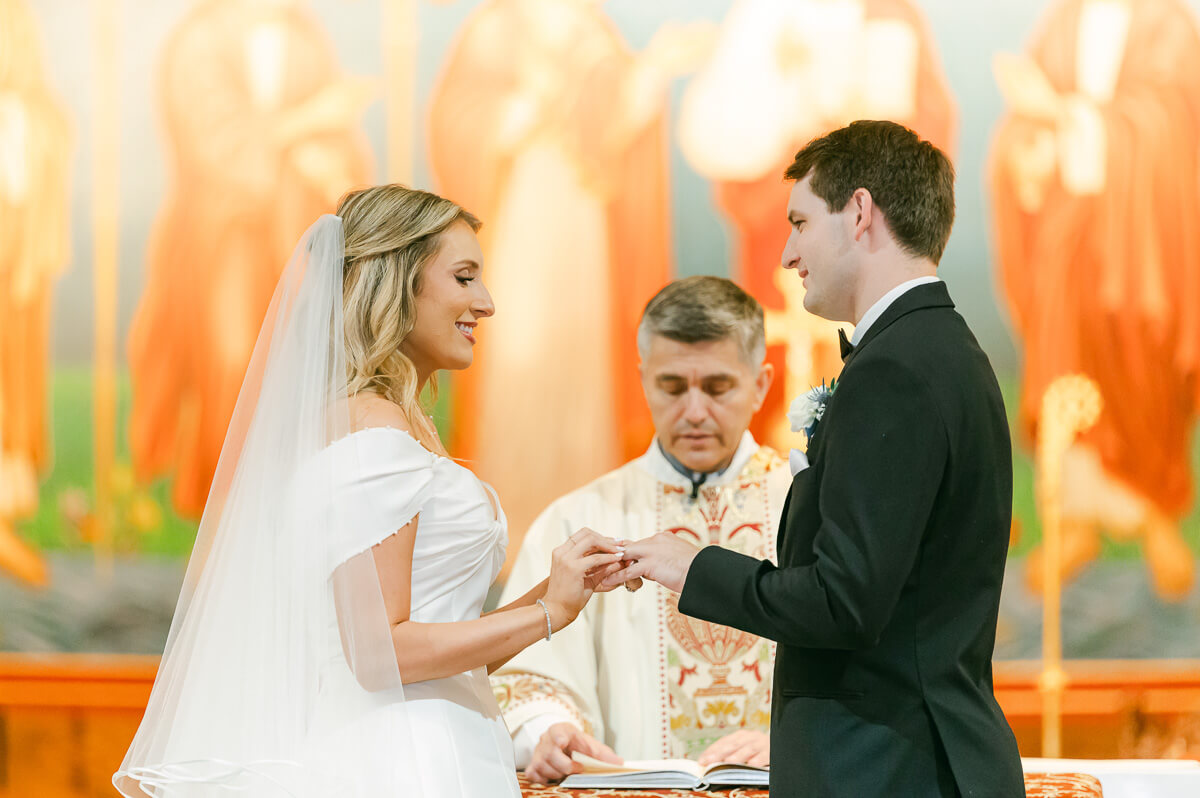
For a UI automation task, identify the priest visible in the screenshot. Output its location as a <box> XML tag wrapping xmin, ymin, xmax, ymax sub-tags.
<box><xmin>491</xmin><ymin>277</ymin><xmax>793</xmax><ymax>783</ymax></box>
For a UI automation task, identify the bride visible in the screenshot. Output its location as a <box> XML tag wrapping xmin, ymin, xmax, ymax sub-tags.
<box><xmin>113</xmin><ymin>185</ymin><xmax>626</xmax><ymax>797</ymax></box>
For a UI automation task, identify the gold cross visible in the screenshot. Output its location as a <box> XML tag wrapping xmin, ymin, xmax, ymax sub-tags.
<box><xmin>762</xmin><ymin>269</ymin><xmax>848</xmax><ymax>450</ymax></box>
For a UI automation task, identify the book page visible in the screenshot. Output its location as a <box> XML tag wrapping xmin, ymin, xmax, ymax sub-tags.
<box><xmin>571</xmin><ymin>752</ymin><xmax>703</xmax><ymax>779</ymax></box>
<box><xmin>705</xmin><ymin>761</ymin><xmax>770</xmax><ymax>775</ymax></box>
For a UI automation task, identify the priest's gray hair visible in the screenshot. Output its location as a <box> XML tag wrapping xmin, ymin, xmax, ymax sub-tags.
<box><xmin>637</xmin><ymin>276</ymin><xmax>766</xmax><ymax>366</ymax></box>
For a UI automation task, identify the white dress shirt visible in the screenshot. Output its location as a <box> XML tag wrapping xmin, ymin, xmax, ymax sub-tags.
<box><xmin>848</xmin><ymin>275</ymin><xmax>942</xmax><ymax>347</ymax></box>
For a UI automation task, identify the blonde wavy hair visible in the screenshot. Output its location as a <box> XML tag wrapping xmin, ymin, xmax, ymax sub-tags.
<box><xmin>337</xmin><ymin>184</ymin><xmax>480</xmax><ymax>454</ymax></box>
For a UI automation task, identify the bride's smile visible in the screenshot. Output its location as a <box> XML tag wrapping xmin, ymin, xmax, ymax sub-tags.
<box><xmin>400</xmin><ymin>220</ymin><xmax>494</xmax><ymax>384</ymax></box>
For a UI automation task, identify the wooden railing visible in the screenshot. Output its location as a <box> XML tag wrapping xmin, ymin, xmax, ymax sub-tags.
<box><xmin>1</xmin><ymin>655</ymin><xmax>1197</xmax><ymax>797</ymax></box>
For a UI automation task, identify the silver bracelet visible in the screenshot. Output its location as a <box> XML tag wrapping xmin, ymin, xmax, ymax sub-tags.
<box><xmin>535</xmin><ymin>599</ymin><xmax>552</xmax><ymax>641</ymax></box>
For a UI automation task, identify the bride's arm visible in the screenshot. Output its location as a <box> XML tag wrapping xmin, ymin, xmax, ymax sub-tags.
<box><xmin>341</xmin><ymin>397</ymin><xmax>621</xmax><ymax>682</ymax></box>
<box><xmin>481</xmin><ymin>578</ymin><xmax>549</xmax><ymax>672</ymax></box>
<box><xmin>370</xmin><ymin>524</ymin><xmax>621</xmax><ymax>684</ymax></box>
<box><xmin>485</xmin><ymin>577</ymin><xmax>548</xmax><ymax>616</ymax></box>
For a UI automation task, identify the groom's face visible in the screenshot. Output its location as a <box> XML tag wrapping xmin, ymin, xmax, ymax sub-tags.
<box><xmin>782</xmin><ymin>175</ymin><xmax>857</xmax><ymax>323</ymax></box>
<box><xmin>640</xmin><ymin>335</ymin><xmax>772</xmax><ymax>474</ymax></box>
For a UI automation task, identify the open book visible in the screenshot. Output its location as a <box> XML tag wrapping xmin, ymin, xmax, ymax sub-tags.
<box><xmin>560</xmin><ymin>752</ymin><xmax>769</xmax><ymax>790</ymax></box>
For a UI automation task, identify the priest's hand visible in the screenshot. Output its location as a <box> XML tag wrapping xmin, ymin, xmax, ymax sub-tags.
<box><xmin>601</xmin><ymin>532</ymin><xmax>699</xmax><ymax>594</ymax></box>
<box><xmin>525</xmin><ymin>722</ymin><xmax>623</xmax><ymax>784</ymax></box>
<box><xmin>697</xmin><ymin>729</ymin><xmax>770</xmax><ymax>768</ymax></box>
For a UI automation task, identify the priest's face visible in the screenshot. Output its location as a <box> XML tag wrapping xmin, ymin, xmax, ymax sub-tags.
<box><xmin>782</xmin><ymin>175</ymin><xmax>859</xmax><ymax>323</ymax></box>
<box><xmin>640</xmin><ymin>335</ymin><xmax>773</xmax><ymax>474</ymax></box>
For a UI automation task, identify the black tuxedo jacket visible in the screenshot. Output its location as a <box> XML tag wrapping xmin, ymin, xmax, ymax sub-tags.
<box><xmin>679</xmin><ymin>282</ymin><xmax>1024</xmax><ymax>797</ymax></box>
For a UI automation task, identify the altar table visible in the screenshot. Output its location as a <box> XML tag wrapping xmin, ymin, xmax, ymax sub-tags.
<box><xmin>518</xmin><ymin>772</ymin><xmax>1104</xmax><ymax>796</ymax></box>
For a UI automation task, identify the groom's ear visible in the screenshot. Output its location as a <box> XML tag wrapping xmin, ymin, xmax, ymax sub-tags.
<box><xmin>850</xmin><ymin>187</ymin><xmax>874</xmax><ymax>242</ymax></box>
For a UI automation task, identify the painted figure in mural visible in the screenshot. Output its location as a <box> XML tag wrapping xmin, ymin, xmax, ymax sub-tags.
<box><xmin>428</xmin><ymin>0</ymin><xmax>714</xmax><ymax>566</ymax></box>
<box><xmin>989</xmin><ymin>0</ymin><xmax>1200</xmax><ymax>600</ymax></box>
<box><xmin>128</xmin><ymin>0</ymin><xmax>373</xmax><ymax>516</ymax></box>
<box><xmin>493</xmin><ymin>278</ymin><xmax>788</xmax><ymax>782</ymax></box>
<box><xmin>678</xmin><ymin>0</ymin><xmax>956</xmax><ymax>452</ymax></box>
<box><xmin>0</xmin><ymin>0</ymin><xmax>71</xmax><ymax>587</ymax></box>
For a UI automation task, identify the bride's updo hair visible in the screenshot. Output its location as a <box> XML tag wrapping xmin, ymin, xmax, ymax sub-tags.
<box><xmin>337</xmin><ymin>184</ymin><xmax>481</xmax><ymax>452</ymax></box>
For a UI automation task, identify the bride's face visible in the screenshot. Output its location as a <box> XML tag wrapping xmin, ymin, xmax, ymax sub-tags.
<box><xmin>401</xmin><ymin>222</ymin><xmax>494</xmax><ymax>378</ymax></box>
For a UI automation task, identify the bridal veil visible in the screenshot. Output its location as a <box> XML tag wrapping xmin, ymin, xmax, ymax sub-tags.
<box><xmin>114</xmin><ymin>215</ymin><xmax>424</xmax><ymax>797</ymax></box>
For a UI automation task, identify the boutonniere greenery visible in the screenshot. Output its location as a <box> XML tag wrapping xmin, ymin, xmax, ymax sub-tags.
<box><xmin>788</xmin><ymin>379</ymin><xmax>837</xmax><ymax>443</ymax></box>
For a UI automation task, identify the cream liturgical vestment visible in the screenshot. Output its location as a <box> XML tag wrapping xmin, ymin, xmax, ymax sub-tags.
<box><xmin>492</xmin><ymin>433</ymin><xmax>790</xmax><ymax>763</ymax></box>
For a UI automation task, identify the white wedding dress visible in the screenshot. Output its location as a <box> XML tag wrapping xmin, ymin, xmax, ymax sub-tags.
<box><xmin>311</xmin><ymin>425</ymin><xmax>520</xmax><ymax>797</ymax></box>
<box><xmin>114</xmin><ymin>215</ymin><xmax>523</xmax><ymax>798</ymax></box>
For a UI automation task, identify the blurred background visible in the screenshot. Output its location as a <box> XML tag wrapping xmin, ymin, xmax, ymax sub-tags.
<box><xmin>2</xmin><ymin>0</ymin><xmax>1200</xmax><ymax>794</ymax></box>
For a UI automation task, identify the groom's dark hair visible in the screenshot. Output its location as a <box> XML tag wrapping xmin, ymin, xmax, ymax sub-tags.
<box><xmin>785</xmin><ymin>120</ymin><xmax>955</xmax><ymax>264</ymax></box>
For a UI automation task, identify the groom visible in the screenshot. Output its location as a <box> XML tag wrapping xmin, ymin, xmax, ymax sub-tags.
<box><xmin>606</xmin><ymin>120</ymin><xmax>1024</xmax><ymax>797</ymax></box>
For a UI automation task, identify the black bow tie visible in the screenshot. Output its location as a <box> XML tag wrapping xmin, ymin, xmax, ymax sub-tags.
<box><xmin>838</xmin><ymin>328</ymin><xmax>854</xmax><ymax>361</ymax></box>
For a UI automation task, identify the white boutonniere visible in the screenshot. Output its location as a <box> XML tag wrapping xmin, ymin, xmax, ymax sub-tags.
<box><xmin>788</xmin><ymin>378</ymin><xmax>838</xmax><ymax>443</ymax></box>
<box><xmin>787</xmin><ymin>379</ymin><xmax>837</xmax><ymax>476</ymax></box>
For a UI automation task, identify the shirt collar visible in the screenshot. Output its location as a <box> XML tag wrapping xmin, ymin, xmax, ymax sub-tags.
<box><xmin>639</xmin><ymin>431</ymin><xmax>759</xmax><ymax>492</ymax></box>
<box><xmin>849</xmin><ymin>276</ymin><xmax>941</xmax><ymax>347</ymax></box>
<box><xmin>658</xmin><ymin>439</ymin><xmax>731</xmax><ymax>485</ymax></box>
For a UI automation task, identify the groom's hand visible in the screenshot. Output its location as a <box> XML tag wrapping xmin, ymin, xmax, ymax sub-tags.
<box><xmin>525</xmin><ymin>722</ymin><xmax>622</xmax><ymax>784</ymax></box>
<box><xmin>601</xmin><ymin>532</ymin><xmax>700</xmax><ymax>594</ymax></box>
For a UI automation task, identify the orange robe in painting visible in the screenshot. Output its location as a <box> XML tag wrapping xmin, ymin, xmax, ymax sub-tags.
<box><xmin>990</xmin><ymin>0</ymin><xmax>1200</xmax><ymax>524</ymax></box>
<box><xmin>682</xmin><ymin>0</ymin><xmax>955</xmax><ymax>452</ymax></box>
<box><xmin>429</xmin><ymin>0</ymin><xmax>671</xmax><ymax>557</ymax></box>
<box><xmin>128</xmin><ymin>0</ymin><xmax>371</xmax><ymax>516</ymax></box>
<box><xmin>0</xmin><ymin>0</ymin><xmax>71</xmax><ymax>586</ymax></box>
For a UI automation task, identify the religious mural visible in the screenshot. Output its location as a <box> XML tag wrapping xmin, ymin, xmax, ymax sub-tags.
<box><xmin>429</xmin><ymin>0</ymin><xmax>714</xmax><ymax>567</ymax></box>
<box><xmin>127</xmin><ymin>0</ymin><xmax>374</xmax><ymax>517</ymax></box>
<box><xmin>989</xmin><ymin>0</ymin><xmax>1200</xmax><ymax>602</ymax></box>
<box><xmin>3</xmin><ymin>3</ymin><xmax>1200</xmax><ymax>793</ymax></box>
<box><xmin>0</xmin><ymin>0</ymin><xmax>1196</xmax><ymax>666</ymax></box>
<box><xmin>0</xmin><ymin>0</ymin><xmax>71</xmax><ymax>590</ymax></box>
<box><xmin>678</xmin><ymin>0</ymin><xmax>957</xmax><ymax>452</ymax></box>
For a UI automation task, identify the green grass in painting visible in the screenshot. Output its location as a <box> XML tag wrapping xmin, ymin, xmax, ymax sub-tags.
<box><xmin>13</xmin><ymin>369</ymin><xmax>1200</xmax><ymax>559</ymax></box>
<box><xmin>998</xmin><ymin>377</ymin><xmax>1200</xmax><ymax>559</ymax></box>
<box><xmin>16</xmin><ymin>368</ymin><xmax>457</xmax><ymax>558</ymax></box>
<box><xmin>17</xmin><ymin>368</ymin><xmax>199</xmax><ymax>557</ymax></box>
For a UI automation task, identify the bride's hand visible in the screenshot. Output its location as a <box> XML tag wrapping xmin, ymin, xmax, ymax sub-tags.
<box><xmin>543</xmin><ymin>528</ymin><xmax>625</xmax><ymax>631</ymax></box>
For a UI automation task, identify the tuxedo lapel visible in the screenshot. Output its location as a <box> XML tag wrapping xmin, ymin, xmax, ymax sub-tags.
<box><xmin>841</xmin><ymin>281</ymin><xmax>955</xmax><ymax>369</ymax></box>
<box><xmin>804</xmin><ymin>284</ymin><xmax>953</xmax><ymax>457</ymax></box>
<box><xmin>780</xmin><ymin>284</ymin><xmax>956</xmax><ymax>585</ymax></box>
<box><xmin>783</xmin><ymin>282</ymin><xmax>952</xmax><ymax>561</ymax></box>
